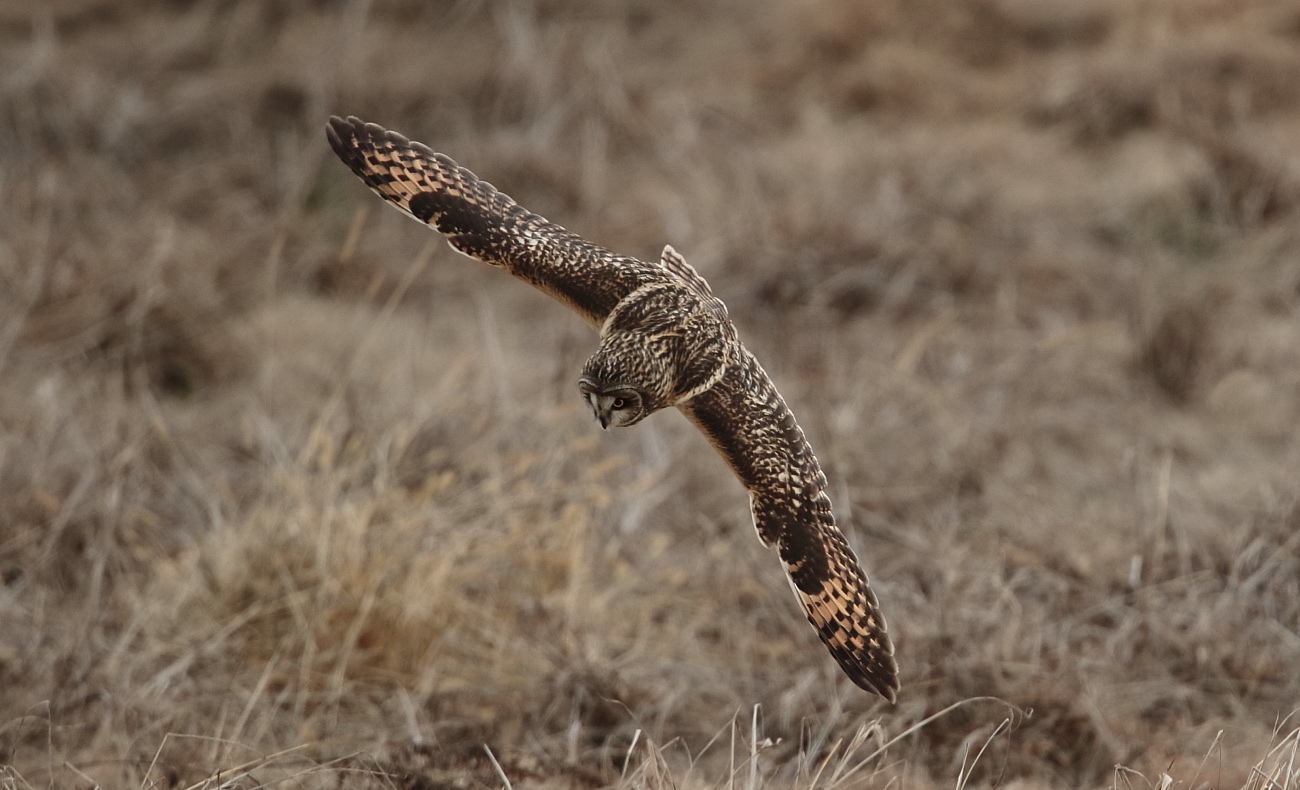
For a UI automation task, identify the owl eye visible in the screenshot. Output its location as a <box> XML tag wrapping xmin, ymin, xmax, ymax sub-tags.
<box><xmin>612</xmin><ymin>398</ymin><xmax>627</xmax><ymax>409</ymax></box>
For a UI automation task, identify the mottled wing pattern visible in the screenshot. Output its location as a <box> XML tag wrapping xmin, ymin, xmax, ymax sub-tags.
<box><xmin>658</xmin><ymin>244</ymin><xmax>730</xmax><ymax>324</ymax></box>
<box><xmin>326</xmin><ymin>116</ymin><xmax>666</xmax><ymax>326</ymax></box>
<box><xmin>680</xmin><ymin>350</ymin><xmax>899</xmax><ymax>701</ymax></box>
<box><xmin>658</xmin><ymin>244</ymin><xmax>713</xmax><ymax>298</ymax></box>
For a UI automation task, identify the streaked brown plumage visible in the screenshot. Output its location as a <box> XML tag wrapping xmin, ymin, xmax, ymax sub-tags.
<box><xmin>325</xmin><ymin>115</ymin><xmax>899</xmax><ymax>701</ymax></box>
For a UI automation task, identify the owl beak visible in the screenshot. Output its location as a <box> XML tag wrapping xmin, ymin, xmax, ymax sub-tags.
<box><xmin>597</xmin><ymin>413</ymin><xmax>609</xmax><ymax>429</ymax></box>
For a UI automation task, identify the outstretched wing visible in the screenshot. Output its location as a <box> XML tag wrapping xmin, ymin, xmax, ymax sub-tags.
<box><xmin>679</xmin><ymin>350</ymin><xmax>899</xmax><ymax>701</ymax></box>
<box><xmin>659</xmin><ymin>244</ymin><xmax>713</xmax><ymax>299</ymax></box>
<box><xmin>326</xmin><ymin>116</ymin><xmax>667</xmax><ymax>327</ymax></box>
<box><xmin>659</xmin><ymin>244</ymin><xmax>730</xmax><ymax>322</ymax></box>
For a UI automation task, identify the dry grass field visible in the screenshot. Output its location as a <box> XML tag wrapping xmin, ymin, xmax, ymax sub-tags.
<box><xmin>2</xmin><ymin>0</ymin><xmax>1300</xmax><ymax>787</ymax></box>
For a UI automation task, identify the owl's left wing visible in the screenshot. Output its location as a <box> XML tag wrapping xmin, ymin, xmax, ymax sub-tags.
<box><xmin>678</xmin><ymin>349</ymin><xmax>899</xmax><ymax>701</ymax></box>
<box><xmin>326</xmin><ymin>116</ymin><xmax>667</xmax><ymax>327</ymax></box>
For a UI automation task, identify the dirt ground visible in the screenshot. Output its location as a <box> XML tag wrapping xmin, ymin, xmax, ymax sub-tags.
<box><xmin>1</xmin><ymin>1</ymin><xmax>1298</xmax><ymax>788</ymax></box>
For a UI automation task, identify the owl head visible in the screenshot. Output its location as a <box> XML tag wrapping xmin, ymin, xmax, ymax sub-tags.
<box><xmin>578</xmin><ymin>380</ymin><xmax>648</xmax><ymax>428</ymax></box>
<box><xmin>578</xmin><ymin>333</ymin><xmax>674</xmax><ymax>429</ymax></box>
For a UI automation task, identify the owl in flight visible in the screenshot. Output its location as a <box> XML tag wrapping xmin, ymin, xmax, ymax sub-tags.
<box><xmin>326</xmin><ymin>116</ymin><xmax>899</xmax><ymax>701</ymax></box>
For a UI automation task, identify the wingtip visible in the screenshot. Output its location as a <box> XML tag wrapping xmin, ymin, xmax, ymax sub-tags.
<box><xmin>826</xmin><ymin>621</ymin><xmax>899</xmax><ymax>702</ymax></box>
<box><xmin>325</xmin><ymin>115</ymin><xmax>434</xmax><ymax>163</ymax></box>
<box><xmin>325</xmin><ymin>114</ymin><xmax>353</xmax><ymax>136</ymax></box>
<box><xmin>325</xmin><ymin>114</ymin><xmax>358</xmax><ymax>158</ymax></box>
<box><xmin>872</xmin><ymin>656</ymin><xmax>901</xmax><ymax>704</ymax></box>
<box><xmin>849</xmin><ymin>661</ymin><xmax>900</xmax><ymax>703</ymax></box>
<box><xmin>879</xmin><ymin>676</ymin><xmax>900</xmax><ymax>705</ymax></box>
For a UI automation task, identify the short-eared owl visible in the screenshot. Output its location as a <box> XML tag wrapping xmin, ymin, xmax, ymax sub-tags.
<box><xmin>326</xmin><ymin>116</ymin><xmax>899</xmax><ymax>701</ymax></box>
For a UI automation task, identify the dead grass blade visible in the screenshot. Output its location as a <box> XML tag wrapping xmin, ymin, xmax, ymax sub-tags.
<box><xmin>1244</xmin><ymin>718</ymin><xmax>1300</xmax><ymax>790</ymax></box>
<box><xmin>482</xmin><ymin>744</ymin><xmax>513</xmax><ymax>790</ymax></box>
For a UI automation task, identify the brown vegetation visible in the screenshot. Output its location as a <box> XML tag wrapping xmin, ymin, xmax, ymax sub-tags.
<box><xmin>1</xmin><ymin>0</ymin><xmax>1298</xmax><ymax>787</ymax></box>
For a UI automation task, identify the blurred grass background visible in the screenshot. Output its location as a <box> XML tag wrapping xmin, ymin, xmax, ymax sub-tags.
<box><xmin>1</xmin><ymin>0</ymin><xmax>1299</xmax><ymax>787</ymax></box>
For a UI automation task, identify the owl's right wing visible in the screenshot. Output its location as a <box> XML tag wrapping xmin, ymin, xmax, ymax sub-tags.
<box><xmin>679</xmin><ymin>349</ymin><xmax>899</xmax><ymax>701</ymax></box>
<box><xmin>327</xmin><ymin>116</ymin><xmax>667</xmax><ymax>327</ymax></box>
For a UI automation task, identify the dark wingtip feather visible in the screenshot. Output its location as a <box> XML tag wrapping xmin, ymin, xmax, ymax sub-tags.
<box><xmin>853</xmin><ymin>660</ymin><xmax>900</xmax><ymax>703</ymax></box>
<box><xmin>326</xmin><ymin>115</ymin><xmax>366</xmax><ymax>166</ymax></box>
<box><xmin>831</xmin><ymin>634</ymin><xmax>899</xmax><ymax>703</ymax></box>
